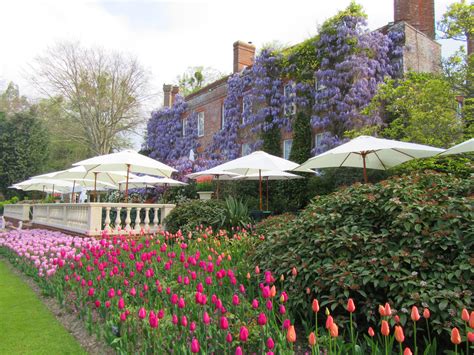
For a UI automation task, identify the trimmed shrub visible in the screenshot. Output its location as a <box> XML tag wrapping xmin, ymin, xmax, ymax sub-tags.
<box><xmin>164</xmin><ymin>199</ymin><xmax>225</xmax><ymax>233</ymax></box>
<box><xmin>252</xmin><ymin>171</ymin><xmax>473</xmax><ymax>335</ymax></box>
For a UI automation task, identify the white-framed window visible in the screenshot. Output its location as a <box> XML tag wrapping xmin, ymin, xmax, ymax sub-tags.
<box><xmin>314</xmin><ymin>132</ymin><xmax>324</xmax><ymax>149</ymax></box>
<box><xmin>197</xmin><ymin>112</ymin><xmax>204</xmax><ymax>137</ymax></box>
<box><xmin>221</xmin><ymin>103</ymin><xmax>226</xmax><ymax>130</ymax></box>
<box><xmin>241</xmin><ymin>143</ymin><xmax>252</xmax><ymax>156</ymax></box>
<box><xmin>182</xmin><ymin>117</ymin><xmax>187</xmax><ymax>137</ymax></box>
<box><xmin>456</xmin><ymin>100</ymin><xmax>463</xmax><ymax>119</ymax></box>
<box><xmin>242</xmin><ymin>96</ymin><xmax>250</xmax><ymax>124</ymax></box>
<box><xmin>284</xmin><ymin>83</ymin><xmax>296</xmax><ymax>116</ymax></box>
<box><xmin>283</xmin><ymin>139</ymin><xmax>293</xmax><ymax>160</ymax></box>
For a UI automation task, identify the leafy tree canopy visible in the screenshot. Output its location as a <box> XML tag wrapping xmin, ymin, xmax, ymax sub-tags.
<box><xmin>175</xmin><ymin>66</ymin><xmax>225</xmax><ymax>96</ymax></box>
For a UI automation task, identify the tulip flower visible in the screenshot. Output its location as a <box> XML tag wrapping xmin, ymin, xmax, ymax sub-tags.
<box><xmin>395</xmin><ymin>325</ymin><xmax>405</xmax><ymax>343</ymax></box>
<box><xmin>258</xmin><ymin>313</ymin><xmax>267</xmax><ymax>326</ymax></box>
<box><xmin>347</xmin><ymin>298</ymin><xmax>356</xmax><ymax>313</ymax></box>
<box><xmin>252</xmin><ymin>299</ymin><xmax>259</xmax><ymax>309</ymax></box>
<box><xmin>291</xmin><ymin>267</ymin><xmax>297</xmax><ymax>277</ymax></box>
<box><xmin>203</xmin><ymin>311</ymin><xmax>210</xmax><ymax>325</ymax></box>
<box><xmin>312</xmin><ymin>299</ymin><xmax>320</xmax><ymax>313</ymax></box>
<box><xmin>105</xmin><ymin>301</ymin><xmax>111</xmax><ymax>308</ymax></box>
<box><xmin>255</xmin><ymin>265</ymin><xmax>260</xmax><ymax>274</ymax></box>
<box><xmin>404</xmin><ymin>348</ymin><xmax>413</xmax><ymax>355</ymax></box>
<box><xmin>235</xmin><ymin>347</ymin><xmax>242</xmax><ymax>355</ymax></box>
<box><xmin>411</xmin><ymin>306</ymin><xmax>420</xmax><ymax>321</ymax></box>
<box><xmin>462</xmin><ymin>308</ymin><xmax>469</xmax><ymax>322</ymax></box>
<box><xmin>190</xmin><ymin>338</ymin><xmax>200</xmax><ymax>353</ymax></box>
<box><xmin>309</xmin><ymin>332</ymin><xmax>316</xmax><ymax>346</ymax></box>
<box><xmin>381</xmin><ymin>320</ymin><xmax>390</xmax><ymax>336</ymax></box>
<box><xmin>467</xmin><ymin>332</ymin><xmax>474</xmax><ymax>343</ymax></box>
<box><xmin>470</xmin><ymin>311</ymin><xmax>474</xmax><ymax>329</ymax></box>
<box><xmin>379</xmin><ymin>304</ymin><xmax>386</xmax><ymax>317</ymax></box>
<box><xmin>118</xmin><ymin>297</ymin><xmax>125</xmax><ymax>310</ymax></box>
<box><xmin>368</xmin><ymin>327</ymin><xmax>375</xmax><ymax>337</ymax></box>
<box><xmin>189</xmin><ymin>321</ymin><xmax>196</xmax><ymax>332</ymax></box>
<box><xmin>149</xmin><ymin>312</ymin><xmax>158</xmax><ymax>328</ymax></box>
<box><xmin>138</xmin><ymin>307</ymin><xmax>146</xmax><ymax>319</ymax></box>
<box><xmin>326</xmin><ymin>315</ymin><xmax>334</xmax><ymax>329</ymax></box>
<box><xmin>226</xmin><ymin>332</ymin><xmax>233</xmax><ymax>343</ymax></box>
<box><xmin>423</xmin><ymin>308</ymin><xmax>430</xmax><ymax>319</ymax></box>
<box><xmin>287</xmin><ymin>325</ymin><xmax>297</xmax><ymax>342</ymax></box>
<box><xmin>267</xmin><ymin>337</ymin><xmax>275</xmax><ymax>349</ymax></box>
<box><xmin>239</xmin><ymin>326</ymin><xmax>249</xmax><ymax>342</ymax></box>
<box><xmin>279</xmin><ymin>304</ymin><xmax>286</xmax><ymax>315</ymax></box>
<box><xmin>451</xmin><ymin>327</ymin><xmax>462</xmax><ymax>344</ymax></box>
<box><xmin>219</xmin><ymin>316</ymin><xmax>228</xmax><ymax>330</ymax></box>
<box><xmin>94</xmin><ymin>300</ymin><xmax>101</xmax><ymax>308</ymax></box>
<box><xmin>283</xmin><ymin>319</ymin><xmax>291</xmax><ymax>329</ymax></box>
<box><xmin>384</xmin><ymin>303</ymin><xmax>392</xmax><ymax>316</ymax></box>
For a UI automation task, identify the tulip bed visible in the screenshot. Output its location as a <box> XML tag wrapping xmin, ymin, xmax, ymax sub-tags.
<box><xmin>1</xmin><ymin>228</ymin><xmax>473</xmax><ymax>354</ymax></box>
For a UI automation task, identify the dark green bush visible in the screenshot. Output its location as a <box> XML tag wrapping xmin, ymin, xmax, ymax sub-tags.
<box><xmin>254</xmin><ymin>212</ymin><xmax>296</xmax><ymax>236</ymax></box>
<box><xmin>164</xmin><ymin>199</ymin><xmax>225</xmax><ymax>233</ymax></box>
<box><xmin>252</xmin><ymin>171</ymin><xmax>473</xmax><ymax>335</ymax></box>
<box><xmin>212</xmin><ymin>196</ymin><xmax>252</xmax><ymax>231</ymax></box>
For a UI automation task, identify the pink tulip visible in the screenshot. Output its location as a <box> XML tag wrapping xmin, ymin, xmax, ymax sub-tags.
<box><xmin>226</xmin><ymin>332</ymin><xmax>233</xmax><ymax>343</ymax></box>
<box><xmin>190</xmin><ymin>338</ymin><xmax>200</xmax><ymax>353</ymax></box>
<box><xmin>267</xmin><ymin>337</ymin><xmax>275</xmax><ymax>349</ymax></box>
<box><xmin>235</xmin><ymin>347</ymin><xmax>242</xmax><ymax>355</ymax></box>
<box><xmin>240</xmin><ymin>326</ymin><xmax>249</xmax><ymax>341</ymax></box>
<box><xmin>258</xmin><ymin>313</ymin><xmax>267</xmax><ymax>326</ymax></box>
<box><xmin>138</xmin><ymin>307</ymin><xmax>146</xmax><ymax>319</ymax></box>
<box><xmin>203</xmin><ymin>312</ymin><xmax>211</xmax><ymax>325</ymax></box>
<box><xmin>220</xmin><ymin>316</ymin><xmax>229</xmax><ymax>330</ymax></box>
<box><xmin>252</xmin><ymin>299</ymin><xmax>259</xmax><ymax>309</ymax></box>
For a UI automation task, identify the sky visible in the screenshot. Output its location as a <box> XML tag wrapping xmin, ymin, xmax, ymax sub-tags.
<box><xmin>0</xmin><ymin>0</ymin><xmax>463</xmax><ymax>146</ymax></box>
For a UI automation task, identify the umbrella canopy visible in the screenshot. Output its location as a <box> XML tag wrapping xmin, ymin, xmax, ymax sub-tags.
<box><xmin>233</xmin><ymin>170</ymin><xmax>303</xmax><ymax>210</ymax></box>
<box><xmin>13</xmin><ymin>178</ymin><xmax>75</xmax><ymax>193</ymax></box>
<box><xmin>295</xmin><ymin>135</ymin><xmax>444</xmax><ymax>183</ymax></box>
<box><xmin>73</xmin><ymin>150</ymin><xmax>177</xmax><ymax>202</ymax></box>
<box><xmin>208</xmin><ymin>151</ymin><xmax>299</xmax><ymax>209</ymax></box>
<box><xmin>34</xmin><ymin>166</ymin><xmax>132</xmax><ymax>186</ymax></box>
<box><xmin>440</xmin><ymin>138</ymin><xmax>474</xmax><ymax>156</ymax></box>
<box><xmin>118</xmin><ymin>175</ymin><xmax>187</xmax><ymax>188</ymax></box>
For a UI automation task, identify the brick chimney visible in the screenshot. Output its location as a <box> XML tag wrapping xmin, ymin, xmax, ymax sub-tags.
<box><xmin>163</xmin><ymin>84</ymin><xmax>172</xmax><ymax>107</ymax></box>
<box><xmin>394</xmin><ymin>0</ymin><xmax>435</xmax><ymax>39</ymax></box>
<box><xmin>233</xmin><ymin>41</ymin><xmax>256</xmax><ymax>73</ymax></box>
<box><xmin>171</xmin><ymin>85</ymin><xmax>179</xmax><ymax>105</ymax></box>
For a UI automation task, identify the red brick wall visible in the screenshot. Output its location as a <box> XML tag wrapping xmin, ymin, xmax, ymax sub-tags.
<box><xmin>394</xmin><ymin>0</ymin><xmax>435</xmax><ymax>39</ymax></box>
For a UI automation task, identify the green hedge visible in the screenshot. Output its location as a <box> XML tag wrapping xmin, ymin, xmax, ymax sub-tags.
<box><xmin>252</xmin><ymin>171</ymin><xmax>473</xmax><ymax>335</ymax></box>
<box><xmin>164</xmin><ymin>200</ymin><xmax>225</xmax><ymax>233</ymax></box>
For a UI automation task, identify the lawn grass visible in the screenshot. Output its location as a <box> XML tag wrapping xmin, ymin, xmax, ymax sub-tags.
<box><xmin>0</xmin><ymin>260</ymin><xmax>85</xmax><ymax>354</ymax></box>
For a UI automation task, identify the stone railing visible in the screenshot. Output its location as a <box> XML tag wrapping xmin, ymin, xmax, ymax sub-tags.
<box><xmin>3</xmin><ymin>204</ymin><xmax>31</xmax><ymax>222</ymax></box>
<box><xmin>31</xmin><ymin>203</ymin><xmax>175</xmax><ymax>236</ymax></box>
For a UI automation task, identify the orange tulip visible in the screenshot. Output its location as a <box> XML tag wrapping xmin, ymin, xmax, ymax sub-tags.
<box><xmin>411</xmin><ymin>306</ymin><xmax>420</xmax><ymax>322</ymax></box>
<box><xmin>280</xmin><ymin>274</ymin><xmax>285</xmax><ymax>282</ymax></box>
<box><xmin>246</xmin><ymin>272</ymin><xmax>251</xmax><ymax>279</ymax></box>
<box><xmin>270</xmin><ymin>285</ymin><xmax>276</xmax><ymax>298</ymax></box>
<box><xmin>470</xmin><ymin>311</ymin><xmax>474</xmax><ymax>329</ymax></box>
<box><xmin>384</xmin><ymin>303</ymin><xmax>392</xmax><ymax>316</ymax></box>
<box><xmin>255</xmin><ymin>265</ymin><xmax>260</xmax><ymax>274</ymax></box>
<box><xmin>423</xmin><ymin>308</ymin><xmax>430</xmax><ymax>319</ymax></box>
<box><xmin>312</xmin><ymin>299</ymin><xmax>320</xmax><ymax>313</ymax></box>
<box><xmin>381</xmin><ymin>320</ymin><xmax>390</xmax><ymax>336</ymax></box>
<box><xmin>329</xmin><ymin>322</ymin><xmax>339</xmax><ymax>337</ymax></box>
<box><xmin>403</xmin><ymin>347</ymin><xmax>413</xmax><ymax>355</ymax></box>
<box><xmin>287</xmin><ymin>325</ymin><xmax>296</xmax><ymax>343</ymax></box>
<box><xmin>326</xmin><ymin>315</ymin><xmax>334</xmax><ymax>329</ymax></box>
<box><xmin>347</xmin><ymin>298</ymin><xmax>356</xmax><ymax>313</ymax></box>
<box><xmin>451</xmin><ymin>327</ymin><xmax>462</xmax><ymax>345</ymax></box>
<box><xmin>368</xmin><ymin>327</ymin><xmax>375</xmax><ymax>337</ymax></box>
<box><xmin>395</xmin><ymin>325</ymin><xmax>405</xmax><ymax>343</ymax></box>
<box><xmin>462</xmin><ymin>308</ymin><xmax>469</xmax><ymax>322</ymax></box>
<box><xmin>467</xmin><ymin>332</ymin><xmax>474</xmax><ymax>343</ymax></box>
<box><xmin>379</xmin><ymin>305</ymin><xmax>386</xmax><ymax>317</ymax></box>
<box><xmin>308</xmin><ymin>332</ymin><xmax>316</xmax><ymax>346</ymax></box>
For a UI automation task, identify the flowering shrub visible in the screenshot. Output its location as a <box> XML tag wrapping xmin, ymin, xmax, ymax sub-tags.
<box><xmin>195</xmin><ymin>176</ymin><xmax>213</xmax><ymax>191</ymax></box>
<box><xmin>253</xmin><ymin>171</ymin><xmax>474</xmax><ymax>338</ymax></box>
<box><xmin>1</xmin><ymin>227</ymin><xmax>473</xmax><ymax>353</ymax></box>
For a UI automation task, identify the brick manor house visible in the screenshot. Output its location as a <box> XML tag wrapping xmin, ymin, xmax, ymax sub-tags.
<box><xmin>160</xmin><ymin>0</ymin><xmax>441</xmax><ymax>161</ymax></box>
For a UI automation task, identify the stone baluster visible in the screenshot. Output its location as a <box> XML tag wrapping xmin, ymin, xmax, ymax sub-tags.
<box><xmin>144</xmin><ymin>208</ymin><xmax>150</xmax><ymax>232</ymax></box>
<box><xmin>115</xmin><ymin>207</ymin><xmax>122</xmax><ymax>233</ymax></box>
<box><xmin>134</xmin><ymin>207</ymin><xmax>142</xmax><ymax>233</ymax></box>
<box><xmin>153</xmin><ymin>207</ymin><xmax>159</xmax><ymax>230</ymax></box>
<box><xmin>125</xmin><ymin>207</ymin><xmax>132</xmax><ymax>231</ymax></box>
<box><xmin>104</xmin><ymin>207</ymin><xmax>111</xmax><ymax>232</ymax></box>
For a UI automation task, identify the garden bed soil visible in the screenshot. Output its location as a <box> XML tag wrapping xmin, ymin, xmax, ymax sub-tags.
<box><xmin>0</xmin><ymin>256</ymin><xmax>114</xmax><ymax>355</ymax></box>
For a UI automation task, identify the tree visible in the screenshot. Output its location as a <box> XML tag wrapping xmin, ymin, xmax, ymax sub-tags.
<box><xmin>438</xmin><ymin>0</ymin><xmax>474</xmax><ymax>55</ymax></box>
<box><xmin>0</xmin><ymin>109</ymin><xmax>50</xmax><ymax>197</ymax></box>
<box><xmin>31</xmin><ymin>42</ymin><xmax>150</xmax><ymax>155</ymax></box>
<box><xmin>176</xmin><ymin>66</ymin><xmax>224</xmax><ymax>96</ymax></box>
<box><xmin>442</xmin><ymin>47</ymin><xmax>473</xmax><ymax>96</ymax></box>
<box><xmin>365</xmin><ymin>72</ymin><xmax>464</xmax><ymax>148</ymax></box>
<box><xmin>35</xmin><ymin>96</ymin><xmax>90</xmax><ymax>171</ymax></box>
<box><xmin>0</xmin><ymin>82</ymin><xmax>30</xmax><ymax>115</ymax></box>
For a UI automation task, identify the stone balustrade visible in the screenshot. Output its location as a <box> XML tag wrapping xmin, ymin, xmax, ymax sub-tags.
<box><xmin>3</xmin><ymin>204</ymin><xmax>31</xmax><ymax>222</ymax></box>
<box><xmin>30</xmin><ymin>203</ymin><xmax>175</xmax><ymax>236</ymax></box>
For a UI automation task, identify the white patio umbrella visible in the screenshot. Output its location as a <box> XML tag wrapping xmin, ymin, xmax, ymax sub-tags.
<box><xmin>233</xmin><ymin>170</ymin><xmax>303</xmax><ymax>210</ymax></box>
<box><xmin>13</xmin><ymin>178</ymin><xmax>75</xmax><ymax>194</ymax></box>
<box><xmin>440</xmin><ymin>138</ymin><xmax>474</xmax><ymax>156</ymax></box>
<box><xmin>73</xmin><ymin>150</ymin><xmax>177</xmax><ymax>202</ymax></box>
<box><xmin>295</xmin><ymin>135</ymin><xmax>444</xmax><ymax>183</ymax></box>
<box><xmin>118</xmin><ymin>175</ymin><xmax>187</xmax><ymax>189</ymax></box>
<box><xmin>207</xmin><ymin>151</ymin><xmax>299</xmax><ymax>210</ymax></box>
<box><xmin>34</xmin><ymin>166</ymin><xmax>126</xmax><ymax>202</ymax></box>
<box><xmin>187</xmin><ymin>168</ymin><xmax>242</xmax><ymax>199</ymax></box>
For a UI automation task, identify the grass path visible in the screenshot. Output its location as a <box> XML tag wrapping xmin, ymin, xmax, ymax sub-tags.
<box><xmin>0</xmin><ymin>260</ymin><xmax>85</xmax><ymax>354</ymax></box>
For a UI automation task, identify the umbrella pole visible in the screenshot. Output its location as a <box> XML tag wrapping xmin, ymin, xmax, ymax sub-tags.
<box><xmin>72</xmin><ymin>180</ymin><xmax>76</xmax><ymax>203</ymax></box>
<box><xmin>362</xmin><ymin>153</ymin><xmax>368</xmax><ymax>183</ymax></box>
<box><xmin>216</xmin><ymin>175</ymin><xmax>220</xmax><ymax>199</ymax></box>
<box><xmin>259</xmin><ymin>169</ymin><xmax>263</xmax><ymax>211</ymax></box>
<box><xmin>266</xmin><ymin>177</ymin><xmax>269</xmax><ymax>211</ymax></box>
<box><xmin>92</xmin><ymin>172</ymin><xmax>98</xmax><ymax>202</ymax></box>
<box><xmin>52</xmin><ymin>184</ymin><xmax>55</xmax><ymax>197</ymax></box>
<box><xmin>125</xmin><ymin>164</ymin><xmax>131</xmax><ymax>203</ymax></box>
